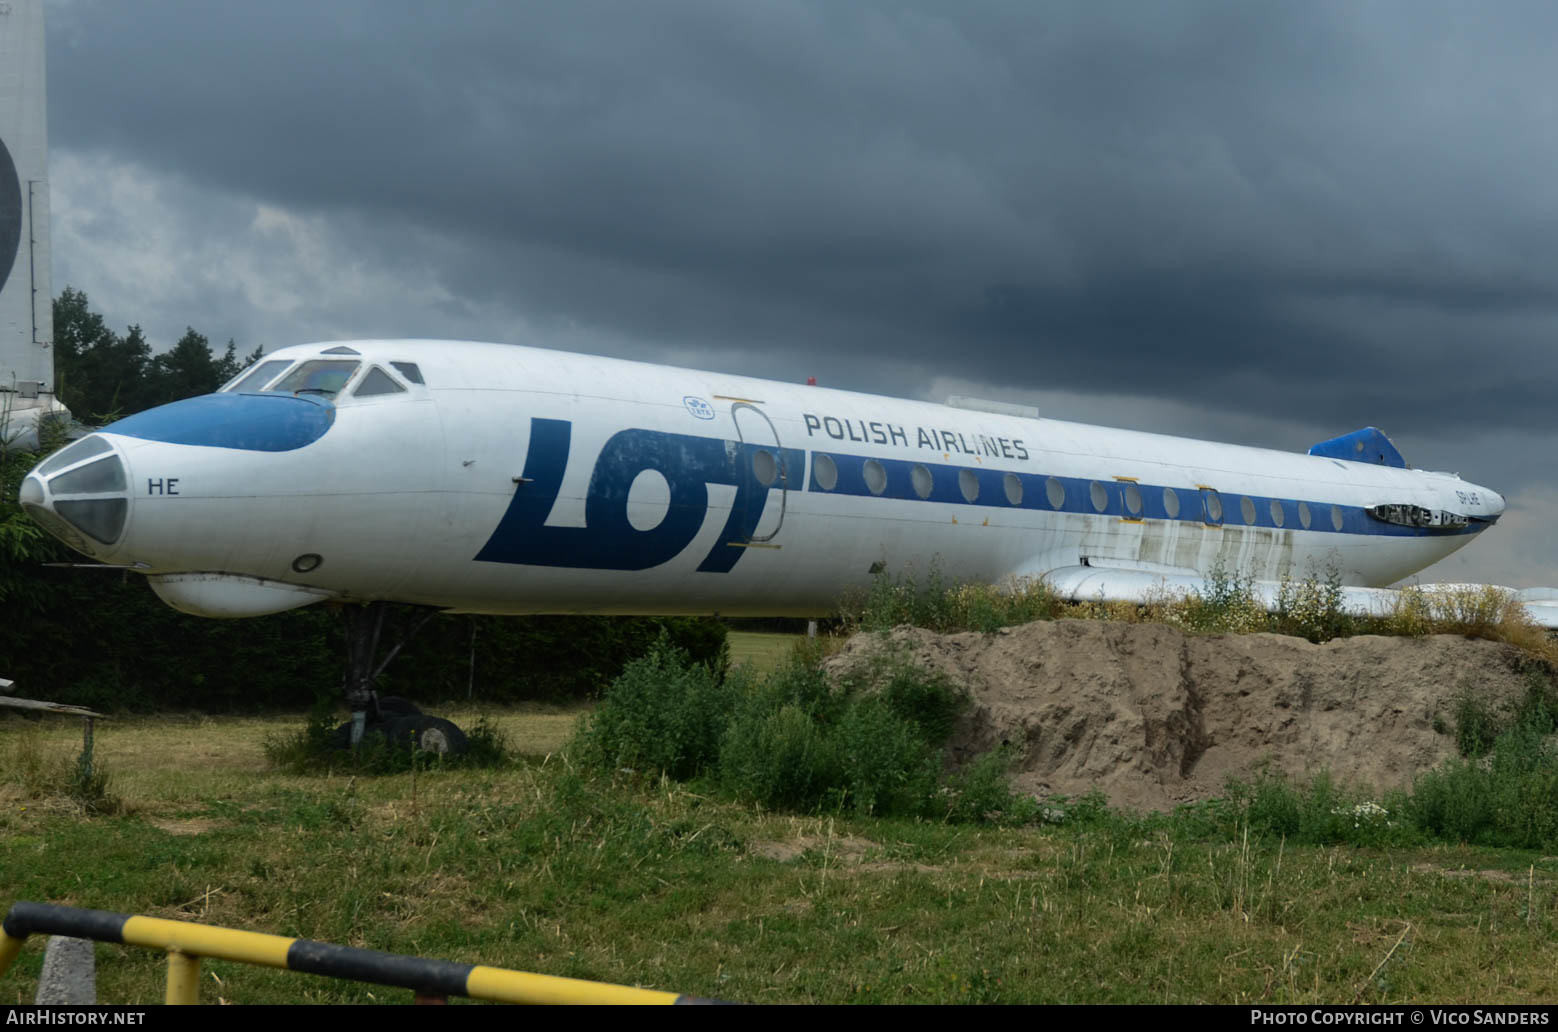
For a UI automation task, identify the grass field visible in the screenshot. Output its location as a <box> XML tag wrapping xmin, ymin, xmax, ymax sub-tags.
<box><xmin>2</xmin><ymin>708</ymin><xmax>1556</xmax><ymax>1005</ymax></box>
<box><xmin>726</xmin><ymin>630</ymin><xmax>806</xmax><ymax>675</ymax></box>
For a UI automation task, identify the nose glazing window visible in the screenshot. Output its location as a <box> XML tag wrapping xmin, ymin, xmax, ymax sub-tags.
<box><xmin>34</xmin><ymin>444</ymin><xmax>130</xmax><ymax>547</ymax></box>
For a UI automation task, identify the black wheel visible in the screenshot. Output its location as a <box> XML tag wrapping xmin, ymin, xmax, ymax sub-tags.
<box><xmin>387</xmin><ymin>715</ymin><xmax>468</xmax><ymax>756</ymax></box>
<box><xmin>374</xmin><ymin>696</ymin><xmax>422</xmax><ymax>719</ymax></box>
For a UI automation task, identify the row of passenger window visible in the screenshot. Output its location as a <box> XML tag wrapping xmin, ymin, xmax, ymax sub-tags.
<box><xmin>806</xmin><ymin>452</ymin><xmax>1345</xmax><ymax>530</ymax></box>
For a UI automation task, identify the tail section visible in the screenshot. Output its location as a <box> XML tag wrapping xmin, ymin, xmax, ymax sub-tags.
<box><xmin>1308</xmin><ymin>427</ymin><xmax>1407</xmax><ymax>468</ymax></box>
<box><xmin>0</xmin><ymin>0</ymin><xmax>65</xmax><ymax>449</ymax></box>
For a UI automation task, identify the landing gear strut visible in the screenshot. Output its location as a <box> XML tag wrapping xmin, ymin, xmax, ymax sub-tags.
<box><xmin>335</xmin><ymin>602</ymin><xmax>468</xmax><ymax>754</ymax></box>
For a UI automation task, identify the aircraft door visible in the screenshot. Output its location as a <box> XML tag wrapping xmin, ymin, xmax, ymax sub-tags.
<box><xmin>731</xmin><ymin>402</ymin><xmax>787</xmax><ymax>543</ymax></box>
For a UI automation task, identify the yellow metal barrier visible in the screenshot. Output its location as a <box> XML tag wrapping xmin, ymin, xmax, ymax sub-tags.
<box><xmin>2</xmin><ymin>901</ymin><xmax>726</xmax><ymax>1005</ymax></box>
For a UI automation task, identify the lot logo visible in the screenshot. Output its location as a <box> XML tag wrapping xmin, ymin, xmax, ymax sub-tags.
<box><xmin>476</xmin><ymin>418</ymin><xmax>802</xmax><ymax>572</ymax></box>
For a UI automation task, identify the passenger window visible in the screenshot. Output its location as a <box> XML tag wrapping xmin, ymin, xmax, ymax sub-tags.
<box><xmin>354</xmin><ymin>367</ymin><xmax>407</xmax><ymax>398</ymax></box>
<box><xmin>959</xmin><ymin>469</ymin><xmax>980</xmax><ymax>503</ymax></box>
<box><xmin>812</xmin><ymin>454</ymin><xmax>838</xmax><ymax>492</ymax></box>
<box><xmin>863</xmin><ymin>459</ymin><xmax>888</xmax><ymax>496</ymax></box>
<box><xmin>1203</xmin><ymin>489</ymin><xmax>1223</xmax><ymax>523</ymax></box>
<box><xmin>1003</xmin><ymin>473</ymin><xmax>1022</xmax><ymax>506</ymax></box>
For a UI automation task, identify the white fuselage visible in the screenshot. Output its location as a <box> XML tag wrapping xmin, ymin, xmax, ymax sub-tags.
<box><xmin>20</xmin><ymin>340</ymin><xmax>1505</xmax><ymax>618</ymax></box>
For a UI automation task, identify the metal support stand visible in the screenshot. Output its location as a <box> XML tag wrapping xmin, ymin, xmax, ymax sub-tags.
<box><xmin>339</xmin><ymin>603</ymin><xmax>439</xmax><ymax>746</ymax></box>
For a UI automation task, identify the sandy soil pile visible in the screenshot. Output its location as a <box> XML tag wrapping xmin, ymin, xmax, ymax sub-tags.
<box><xmin>826</xmin><ymin>620</ymin><xmax>1545</xmax><ymax>811</ymax></box>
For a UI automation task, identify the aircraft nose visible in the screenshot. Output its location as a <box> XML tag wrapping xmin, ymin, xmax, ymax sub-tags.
<box><xmin>21</xmin><ymin>435</ymin><xmax>131</xmax><ymax>556</ymax></box>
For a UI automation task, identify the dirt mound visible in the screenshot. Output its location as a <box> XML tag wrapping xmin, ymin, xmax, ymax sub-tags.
<box><xmin>826</xmin><ymin>620</ymin><xmax>1545</xmax><ymax>811</ymax></box>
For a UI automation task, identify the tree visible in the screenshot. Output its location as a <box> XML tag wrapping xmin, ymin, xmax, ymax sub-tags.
<box><xmin>0</xmin><ymin>419</ymin><xmax>69</xmax><ymax>609</ymax></box>
<box><xmin>52</xmin><ymin>289</ymin><xmax>258</xmax><ymax>416</ymax></box>
<box><xmin>213</xmin><ymin>339</ymin><xmax>262</xmax><ymax>386</ymax></box>
<box><xmin>53</xmin><ymin>288</ymin><xmax>153</xmax><ymax>419</ymax></box>
<box><xmin>149</xmin><ymin>328</ymin><xmax>223</xmax><ymax>403</ymax></box>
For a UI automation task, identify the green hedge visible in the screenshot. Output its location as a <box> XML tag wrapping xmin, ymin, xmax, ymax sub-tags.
<box><xmin>0</xmin><ymin>564</ymin><xmax>726</xmax><ymax>712</ymax></box>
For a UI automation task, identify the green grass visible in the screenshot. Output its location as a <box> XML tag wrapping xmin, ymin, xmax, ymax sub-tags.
<box><xmin>3</xmin><ymin>711</ymin><xmax>1557</xmax><ymax>1005</ymax></box>
<box><xmin>726</xmin><ymin>630</ymin><xmax>806</xmax><ymax>675</ymax></box>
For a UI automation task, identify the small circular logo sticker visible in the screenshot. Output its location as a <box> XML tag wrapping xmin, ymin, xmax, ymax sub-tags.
<box><xmin>683</xmin><ymin>396</ymin><xmax>715</xmax><ymax>420</ymax></box>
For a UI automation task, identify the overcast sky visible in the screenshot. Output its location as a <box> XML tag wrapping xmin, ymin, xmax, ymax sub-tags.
<box><xmin>38</xmin><ymin>0</ymin><xmax>1558</xmax><ymax>586</ymax></box>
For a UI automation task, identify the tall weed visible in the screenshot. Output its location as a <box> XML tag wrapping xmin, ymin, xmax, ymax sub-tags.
<box><xmin>1409</xmin><ymin>720</ymin><xmax>1558</xmax><ymax>850</ymax></box>
<box><xmin>840</xmin><ymin>562</ymin><xmax>1064</xmax><ymax>634</ymax></box>
<box><xmin>1272</xmin><ymin>561</ymin><xmax>1352</xmax><ymax>642</ymax></box>
<box><xmin>571</xmin><ymin>632</ymin><xmax>738</xmax><ymax>780</ymax></box>
<box><xmin>573</xmin><ymin>632</ymin><xmax>1019</xmax><ymax>821</ymax></box>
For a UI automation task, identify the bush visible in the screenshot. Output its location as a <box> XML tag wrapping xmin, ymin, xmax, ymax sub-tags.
<box><xmin>833</xmin><ymin>699</ymin><xmax>942</xmax><ymax>817</ymax></box>
<box><xmin>720</xmin><ymin>648</ymin><xmax>969</xmax><ymax>817</ymax></box>
<box><xmin>1223</xmin><ymin>767</ymin><xmax>1416</xmax><ymax>848</ymax></box>
<box><xmin>1175</xmin><ymin>564</ymin><xmax>1268</xmax><ymax>635</ymax></box>
<box><xmin>1408</xmin><ymin>719</ymin><xmax>1558</xmax><ymax>850</ymax></box>
<box><xmin>571</xmin><ymin>632</ymin><xmax>738</xmax><ymax>780</ymax></box>
<box><xmin>572</xmin><ymin>633</ymin><xmax>1031</xmax><ymax>822</ymax></box>
<box><xmin>720</xmin><ymin>701</ymin><xmax>846</xmax><ymax>811</ymax></box>
<box><xmin>939</xmin><ymin>747</ymin><xmax>1039</xmax><ymax>824</ymax></box>
<box><xmin>1272</xmin><ymin>561</ymin><xmax>1353</xmax><ymax>642</ymax></box>
<box><xmin>1452</xmin><ymin>688</ymin><xmax>1502</xmax><ymax>759</ymax></box>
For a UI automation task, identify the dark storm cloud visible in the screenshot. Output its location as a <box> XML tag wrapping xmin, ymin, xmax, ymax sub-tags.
<box><xmin>42</xmin><ymin>0</ymin><xmax>1558</xmax><ymax>440</ymax></box>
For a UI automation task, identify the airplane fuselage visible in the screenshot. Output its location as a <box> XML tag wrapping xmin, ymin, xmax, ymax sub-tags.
<box><xmin>20</xmin><ymin>339</ymin><xmax>1505</xmax><ymax>618</ymax></box>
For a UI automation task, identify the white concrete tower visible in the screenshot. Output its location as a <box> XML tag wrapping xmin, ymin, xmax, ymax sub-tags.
<box><xmin>0</xmin><ymin>0</ymin><xmax>67</xmax><ymax>449</ymax></box>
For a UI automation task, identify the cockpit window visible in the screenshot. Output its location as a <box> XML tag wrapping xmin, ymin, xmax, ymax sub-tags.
<box><xmin>36</xmin><ymin>435</ymin><xmax>112</xmax><ymax>477</ymax></box>
<box><xmin>390</xmin><ymin>362</ymin><xmax>425</xmax><ymax>385</ymax></box>
<box><xmin>271</xmin><ymin>360</ymin><xmax>361</xmax><ymax>397</ymax></box>
<box><xmin>224</xmin><ymin>359</ymin><xmax>293</xmax><ymax>393</ymax></box>
<box><xmin>50</xmin><ymin>455</ymin><xmax>127</xmax><ymax>495</ymax></box>
<box><xmin>353</xmin><ymin>367</ymin><xmax>407</xmax><ymax>397</ymax></box>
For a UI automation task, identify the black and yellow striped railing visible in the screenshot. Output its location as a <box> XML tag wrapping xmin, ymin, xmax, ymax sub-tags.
<box><xmin>1</xmin><ymin>901</ymin><xmax>727</xmax><ymax>1005</ymax></box>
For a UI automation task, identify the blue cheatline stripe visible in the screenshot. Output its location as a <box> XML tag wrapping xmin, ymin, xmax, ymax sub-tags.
<box><xmin>103</xmin><ymin>392</ymin><xmax>335</xmax><ymax>452</ymax></box>
<box><xmin>805</xmin><ymin>451</ymin><xmax>1491</xmax><ymax>539</ymax></box>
